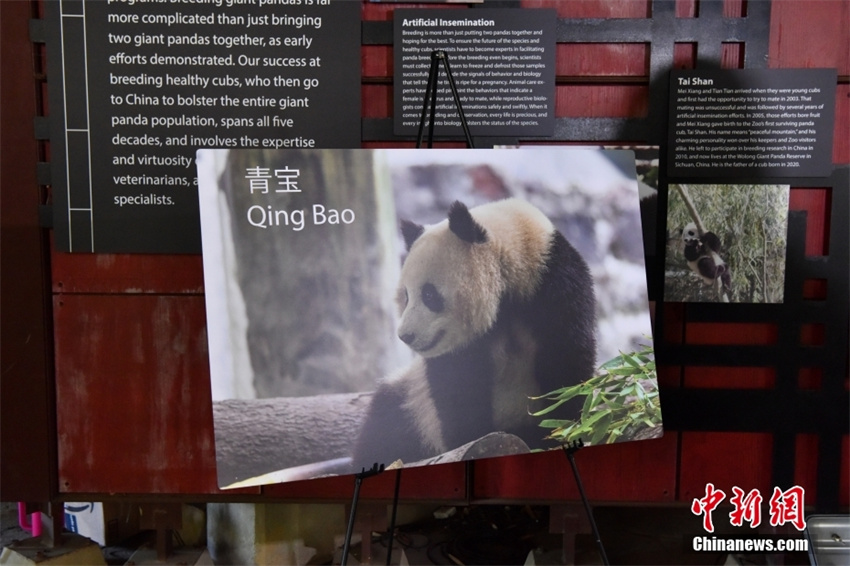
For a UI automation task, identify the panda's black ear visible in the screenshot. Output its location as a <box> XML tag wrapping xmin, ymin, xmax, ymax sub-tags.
<box><xmin>400</xmin><ymin>220</ymin><xmax>424</xmax><ymax>251</ymax></box>
<box><xmin>448</xmin><ymin>201</ymin><xmax>488</xmax><ymax>244</ymax></box>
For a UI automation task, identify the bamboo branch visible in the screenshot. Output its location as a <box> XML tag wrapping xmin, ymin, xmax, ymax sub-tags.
<box><xmin>674</xmin><ymin>184</ymin><xmax>706</xmax><ymax>234</ymax></box>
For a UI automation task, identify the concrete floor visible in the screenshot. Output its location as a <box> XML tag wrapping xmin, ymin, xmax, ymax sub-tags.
<box><xmin>1</xmin><ymin>503</ymin><xmax>29</xmax><ymax>548</ymax></box>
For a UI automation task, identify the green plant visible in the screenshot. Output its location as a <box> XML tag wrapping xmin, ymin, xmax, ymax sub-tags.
<box><xmin>531</xmin><ymin>344</ymin><xmax>661</xmax><ymax>446</ymax></box>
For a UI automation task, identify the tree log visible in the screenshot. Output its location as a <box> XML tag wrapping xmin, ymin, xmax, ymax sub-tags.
<box><xmin>213</xmin><ymin>395</ymin><xmax>533</xmax><ymax>488</ymax></box>
<box><xmin>213</xmin><ymin>393</ymin><xmax>372</xmax><ymax>487</ymax></box>
<box><xmin>410</xmin><ymin>432</ymin><xmax>531</xmax><ymax>467</ymax></box>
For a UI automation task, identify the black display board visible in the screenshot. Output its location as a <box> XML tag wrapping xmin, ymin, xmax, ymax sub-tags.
<box><xmin>668</xmin><ymin>69</ymin><xmax>836</xmax><ymax>178</ymax></box>
<box><xmin>45</xmin><ymin>0</ymin><xmax>360</xmax><ymax>254</ymax></box>
<box><xmin>393</xmin><ymin>8</ymin><xmax>556</xmax><ymax>137</ymax></box>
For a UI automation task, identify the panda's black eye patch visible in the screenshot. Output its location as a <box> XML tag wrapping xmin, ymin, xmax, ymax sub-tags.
<box><xmin>421</xmin><ymin>283</ymin><xmax>444</xmax><ymax>312</ymax></box>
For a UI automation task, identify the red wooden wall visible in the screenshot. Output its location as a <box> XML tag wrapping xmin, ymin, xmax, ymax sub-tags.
<box><xmin>2</xmin><ymin>0</ymin><xmax>847</xmax><ymax>508</ymax></box>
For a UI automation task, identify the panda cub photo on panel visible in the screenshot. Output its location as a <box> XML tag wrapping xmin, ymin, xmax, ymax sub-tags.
<box><xmin>664</xmin><ymin>183</ymin><xmax>790</xmax><ymax>304</ymax></box>
<box><xmin>352</xmin><ymin>197</ymin><xmax>597</xmax><ymax>469</ymax></box>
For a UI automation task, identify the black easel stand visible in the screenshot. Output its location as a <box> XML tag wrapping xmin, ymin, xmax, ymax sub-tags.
<box><xmin>364</xmin><ymin>50</ymin><xmax>470</xmax><ymax>566</ymax></box>
<box><xmin>385</xmin><ymin>469</ymin><xmax>402</xmax><ymax>565</ymax></box>
<box><xmin>416</xmin><ymin>50</ymin><xmax>475</xmax><ymax>149</ymax></box>
<box><xmin>563</xmin><ymin>440</ymin><xmax>610</xmax><ymax>566</ymax></box>
<box><xmin>341</xmin><ymin>463</ymin><xmax>384</xmax><ymax>566</ymax></box>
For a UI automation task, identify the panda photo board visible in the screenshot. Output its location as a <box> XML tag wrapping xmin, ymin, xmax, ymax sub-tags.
<box><xmin>197</xmin><ymin>148</ymin><xmax>660</xmax><ymax>489</ymax></box>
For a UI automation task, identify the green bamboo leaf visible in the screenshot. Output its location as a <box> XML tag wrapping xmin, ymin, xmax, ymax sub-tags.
<box><xmin>546</xmin><ymin>430</ymin><xmax>565</xmax><ymax>441</ymax></box>
<box><xmin>580</xmin><ymin>381</ymin><xmax>604</xmax><ymax>393</ymax></box>
<box><xmin>581</xmin><ymin>390</ymin><xmax>598</xmax><ymax>415</ymax></box>
<box><xmin>596</xmin><ymin>394</ymin><xmax>618</xmax><ymax>409</ymax></box>
<box><xmin>530</xmin><ymin>398</ymin><xmax>570</xmax><ymax>417</ymax></box>
<box><xmin>582</xmin><ymin>409</ymin><xmax>612</xmax><ymax>427</ymax></box>
<box><xmin>590</xmin><ymin>414</ymin><xmax>614</xmax><ymax>444</ymax></box>
<box><xmin>607</xmin><ymin>366</ymin><xmax>640</xmax><ymax>376</ymax></box>
<box><xmin>622</xmin><ymin>353</ymin><xmax>643</xmax><ymax>368</ymax></box>
<box><xmin>530</xmin><ymin>383</ymin><xmax>583</xmax><ymax>401</ymax></box>
<box><xmin>538</xmin><ymin>419</ymin><xmax>571</xmax><ymax>429</ymax></box>
<box><xmin>599</xmin><ymin>354</ymin><xmax>627</xmax><ymax>370</ymax></box>
<box><xmin>587</xmin><ymin>391</ymin><xmax>606</xmax><ymax>411</ymax></box>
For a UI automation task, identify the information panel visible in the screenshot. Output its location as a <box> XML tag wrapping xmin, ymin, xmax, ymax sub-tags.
<box><xmin>394</xmin><ymin>8</ymin><xmax>556</xmax><ymax>137</ymax></box>
<box><xmin>46</xmin><ymin>0</ymin><xmax>360</xmax><ymax>253</ymax></box>
<box><xmin>668</xmin><ymin>69</ymin><xmax>836</xmax><ymax>178</ymax></box>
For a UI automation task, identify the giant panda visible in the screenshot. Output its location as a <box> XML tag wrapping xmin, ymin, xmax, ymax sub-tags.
<box><xmin>682</xmin><ymin>222</ymin><xmax>732</xmax><ymax>294</ymax></box>
<box><xmin>352</xmin><ymin>198</ymin><xmax>597</xmax><ymax>469</ymax></box>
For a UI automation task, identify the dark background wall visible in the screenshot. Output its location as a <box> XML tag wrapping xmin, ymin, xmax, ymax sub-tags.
<box><xmin>2</xmin><ymin>0</ymin><xmax>848</xmax><ymax>511</ymax></box>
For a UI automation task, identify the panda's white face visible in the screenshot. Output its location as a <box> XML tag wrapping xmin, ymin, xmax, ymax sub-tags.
<box><xmin>396</xmin><ymin>224</ymin><xmax>502</xmax><ymax>358</ymax></box>
<box><xmin>395</xmin><ymin>199</ymin><xmax>553</xmax><ymax>359</ymax></box>
<box><xmin>682</xmin><ymin>222</ymin><xmax>699</xmax><ymax>242</ymax></box>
